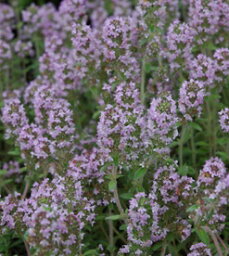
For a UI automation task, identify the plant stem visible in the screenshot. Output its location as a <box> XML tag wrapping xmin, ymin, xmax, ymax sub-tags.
<box><xmin>108</xmin><ymin>208</ymin><xmax>114</xmax><ymax>256</ymax></box>
<box><xmin>160</xmin><ymin>244</ymin><xmax>167</xmax><ymax>256</ymax></box>
<box><xmin>179</xmin><ymin>126</ymin><xmax>185</xmax><ymax>167</ymax></box>
<box><xmin>21</xmin><ymin>180</ymin><xmax>30</xmax><ymax>200</ymax></box>
<box><xmin>191</xmin><ymin>127</ymin><xmax>196</xmax><ymax>168</ymax></box>
<box><xmin>216</xmin><ymin>233</ymin><xmax>229</xmax><ymax>254</ymax></box>
<box><xmin>204</xmin><ymin>226</ymin><xmax>223</xmax><ymax>256</ymax></box>
<box><xmin>141</xmin><ymin>57</ymin><xmax>146</xmax><ymax>105</ymax></box>
<box><xmin>99</xmin><ymin>222</ymin><xmax>109</xmax><ymax>241</ymax></box>
<box><xmin>112</xmin><ymin>167</ymin><xmax>128</xmax><ymax>225</ymax></box>
<box><xmin>206</xmin><ymin>101</ymin><xmax>213</xmax><ymax>157</ymax></box>
<box><xmin>113</xmin><ymin>226</ymin><xmax>127</xmax><ymax>243</ymax></box>
<box><xmin>24</xmin><ymin>240</ymin><xmax>31</xmax><ymax>256</ymax></box>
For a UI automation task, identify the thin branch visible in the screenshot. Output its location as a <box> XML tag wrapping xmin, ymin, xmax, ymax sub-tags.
<box><xmin>21</xmin><ymin>180</ymin><xmax>30</xmax><ymax>200</ymax></box>
<box><xmin>204</xmin><ymin>226</ymin><xmax>223</xmax><ymax>256</ymax></box>
<box><xmin>112</xmin><ymin>167</ymin><xmax>128</xmax><ymax>225</ymax></box>
<box><xmin>108</xmin><ymin>208</ymin><xmax>114</xmax><ymax>256</ymax></box>
<box><xmin>141</xmin><ymin>57</ymin><xmax>146</xmax><ymax>105</ymax></box>
<box><xmin>160</xmin><ymin>244</ymin><xmax>167</xmax><ymax>256</ymax></box>
<box><xmin>216</xmin><ymin>233</ymin><xmax>229</xmax><ymax>254</ymax></box>
<box><xmin>113</xmin><ymin>226</ymin><xmax>127</xmax><ymax>244</ymax></box>
<box><xmin>24</xmin><ymin>240</ymin><xmax>31</xmax><ymax>256</ymax></box>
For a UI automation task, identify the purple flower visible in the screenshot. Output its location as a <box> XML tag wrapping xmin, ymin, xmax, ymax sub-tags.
<box><xmin>147</xmin><ymin>93</ymin><xmax>179</xmax><ymax>154</ymax></box>
<box><xmin>179</xmin><ymin>79</ymin><xmax>206</xmax><ymax>121</ymax></box>
<box><xmin>188</xmin><ymin>243</ymin><xmax>212</xmax><ymax>256</ymax></box>
<box><xmin>219</xmin><ymin>108</ymin><xmax>229</xmax><ymax>133</ymax></box>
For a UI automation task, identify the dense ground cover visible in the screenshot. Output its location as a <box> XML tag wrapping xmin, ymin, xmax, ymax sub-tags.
<box><xmin>0</xmin><ymin>0</ymin><xmax>229</xmax><ymax>255</ymax></box>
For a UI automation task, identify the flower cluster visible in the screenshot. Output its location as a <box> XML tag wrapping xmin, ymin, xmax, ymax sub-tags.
<box><xmin>179</xmin><ymin>79</ymin><xmax>206</xmax><ymax>121</ymax></box>
<box><xmin>0</xmin><ymin>0</ymin><xmax>229</xmax><ymax>255</ymax></box>
<box><xmin>187</xmin><ymin>243</ymin><xmax>212</xmax><ymax>256</ymax></box>
<box><xmin>120</xmin><ymin>164</ymin><xmax>195</xmax><ymax>255</ymax></box>
<box><xmin>2</xmin><ymin>96</ymin><xmax>28</xmax><ymax>138</ymax></box>
<box><xmin>121</xmin><ymin>160</ymin><xmax>228</xmax><ymax>255</ymax></box>
<box><xmin>218</xmin><ymin>108</ymin><xmax>229</xmax><ymax>133</ymax></box>
<box><xmin>165</xmin><ymin>20</ymin><xmax>195</xmax><ymax>70</ymax></box>
<box><xmin>189</xmin><ymin>54</ymin><xmax>219</xmax><ymax>88</ymax></box>
<box><xmin>147</xmin><ymin>93</ymin><xmax>178</xmax><ymax>155</ymax></box>
<box><xmin>97</xmin><ymin>81</ymin><xmax>145</xmax><ymax>167</ymax></box>
<box><xmin>2</xmin><ymin>161</ymin><xmax>23</xmax><ymax>183</ymax></box>
<box><xmin>0</xmin><ymin>176</ymin><xmax>95</xmax><ymax>255</ymax></box>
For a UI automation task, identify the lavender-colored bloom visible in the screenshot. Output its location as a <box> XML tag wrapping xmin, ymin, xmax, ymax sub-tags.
<box><xmin>189</xmin><ymin>54</ymin><xmax>219</xmax><ymax>88</ymax></box>
<box><xmin>0</xmin><ymin>4</ymin><xmax>14</xmax><ymax>41</ymax></box>
<box><xmin>0</xmin><ymin>176</ymin><xmax>95</xmax><ymax>255</ymax></box>
<box><xmin>2</xmin><ymin>161</ymin><xmax>22</xmax><ymax>183</ymax></box>
<box><xmin>71</xmin><ymin>23</ymin><xmax>102</xmax><ymax>79</ymax></box>
<box><xmin>22</xmin><ymin>3</ymin><xmax>64</xmax><ymax>37</ymax></box>
<box><xmin>219</xmin><ymin>108</ymin><xmax>229</xmax><ymax>133</ymax></box>
<box><xmin>101</xmin><ymin>16</ymin><xmax>140</xmax><ymax>82</ymax></box>
<box><xmin>192</xmin><ymin>158</ymin><xmax>228</xmax><ymax>231</ymax></box>
<box><xmin>179</xmin><ymin>79</ymin><xmax>206</xmax><ymax>121</ymax></box>
<box><xmin>197</xmin><ymin>157</ymin><xmax>226</xmax><ymax>187</ymax></box>
<box><xmin>147</xmin><ymin>93</ymin><xmax>179</xmax><ymax>154</ymax></box>
<box><xmin>14</xmin><ymin>40</ymin><xmax>34</xmax><ymax>58</ymax></box>
<box><xmin>214</xmin><ymin>48</ymin><xmax>229</xmax><ymax>78</ymax></box>
<box><xmin>165</xmin><ymin>20</ymin><xmax>196</xmax><ymax>70</ymax></box>
<box><xmin>188</xmin><ymin>0</ymin><xmax>224</xmax><ymax>44</ymax></box>
<box><xmin>0</xmin><ymin>4</ymin><xmax>14</xmax><ymax>24</ymax></box>
<box><xmin>47</xmin><ymin>98</ymin><xmax>75</xmax><ymax>151</ymax></box>
<box><xmin>123</xmin><ymin>164</ymin><xmax>194</xmax><ymax>254</ymax></box>
<box><xmin>97</xmin><ymin>81</ymin><xmax>145</xmax><ymax>166</ymax></box>
<box><xmin>0</xmin><ymin>39</ymin><xmax>12</xmax><ymax>64</ymax></box>
<box><xmin>17</xmin><ymin>124</ymin><xmax>51</xmax><ymax>164</ymax></box>
<box><xmin>59</xmin><ymin>0</ymin><xmax>88</xmax><ymax>20</ymax></box>
<box><xmin>187</xmin><ymin>243</ymin><xmax>212</xmax><ymax>256</ymax></box>
<box><xmin>2</xmin><ymin>97</ymin><xmax>28</xmax><ymax>138</ymax></box>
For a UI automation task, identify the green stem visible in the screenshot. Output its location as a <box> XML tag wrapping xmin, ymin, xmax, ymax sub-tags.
<box><xmin>204</xmin><ymin>226</ymin><xmax>223</xmax><ymax>256</ymax></box>
<box><xmin>113</xmin><ymin>226</ymin><xmax>127</xmax><ymax>244</ymax></box>
<box><xmin>206</xmin><ymin>101</ymin><xmax>213</xmax><ymax>157</ymax></box>
<box><xmin>191</xmin><ymin>127</ymin><xmax>196</xmax><ymax>168</ymax></box>
<box><xmin>179</xmin><ymin>126</ymin><xmax>185</xmax><ymax>167</ymax></box>
<box><xmin>112</xmin><ymin>167</ymin><xmax>128</xmax><ymax>225</ymax></box>
<box><xmin>108</xmin><ymin>208</ymin><xmax>114</xmax><ymax>256</ymax></box>
<box><xmin>160</xmin><ymin>244</ymin><xmax>167</xmax><ymax>256</ymax></box>
<box><xmin>24</xmin><ymin>240</ymin><xmax>31</xmax><ymax>256</ymax></box>
<box><xmin>141</xmin><ymin>57</ymin><xmax>146</xmax><ymax>105</ymax></box>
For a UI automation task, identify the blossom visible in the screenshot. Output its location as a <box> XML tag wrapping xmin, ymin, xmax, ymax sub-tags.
<box><xmin>218</xmin><ymin>108</ymin><xmax>229</xmax><ymax>133</ymax></box>
<box><xmin>189</xmin><ymin>54</ymin><xmax>219</xmax><ymax>87</ymax></box>
<box><xmin>165</xmin><ymin>20</ymin><xmax>196</xmax><ymax>70</ymax></box>
<box><xmin>97</xmin><ymin>81</ymin><xmax>145</xmax><ymax>167</ymax></box>
<box><xmin>1</xmin><ymin>97</ymin><xmax>28</xmax><ymax>138</ymax></box>
<box><xmin>179</xmin><ymin>79</ymin><xmax>206</xmax><ymax>121</ymax></box>
<box><xmin>147</xmin><ymin>93</ymin><xmax>179</xmax><ymax>154</ymax></box>
<box><xmin>187</xmin><ymin>243</ymin><xmax>212</xmax><ymax>256</ymax></box>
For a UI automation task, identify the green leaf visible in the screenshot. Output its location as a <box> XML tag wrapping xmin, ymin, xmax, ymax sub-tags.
<box><xmin>106</xmin><ymin>215</ymin><xmax>122</xmax><ymax>221</ymax></box>
<box><xmin>186</xmin><ymin>205</ymin><xmax>200</xmax><ymax>212</ymax></box>
<box><xmin>92</xmin><ymin>110</ymin><xmax>100</xmax><ymax>119</ymax></box>
<box><xmin>119</xmin><ymin>224</ymin><xmax>127</xmax><ymax>231</ymax></box>
<box><xmin>178</xmin><ymin>165</ymin><xmax>189</xmax><ymax>176</ymax></box>
<box><xmin>216</xmin><ymin>151</ymin><xmax>228</xmax><ymax>160</ymax></box>
<box><xmin>83</xmin><ymin>249</ymin><xmax>98</xmax><ymax>256</ymax></box>
<box><xmin>196</xmin><ymin>141</ymin><xmax>208</xmax><ymax>147</ymax></box>
<box><xmin>134</xmin><ymin>168</ymin><xmax>147</xmax><ymax>180</ymax></box>
<box><xmin>120</xmin><ymin>193</ymin><xmax>133</xmax><ymax>200</ymax></box>
<box><xmin>8</xmin><ymin>149</ymin><xmax>20</xmax><ymax>156</ymax></box>
<box><xmin>181</xmin><ymin>126</ymin><xmax>192</xmax><ymax>144</ymax></box>
<box><xmin>189</xmin><ymin>122</ymin><xmax>202</xmax><ymax>132</ymax></box>
<box><xmin>152</xmin><ymin>241</ymin><xmax>163</xmax><ymax>251</ymax></box>
<box><xmin>108</xmin><ymin>180</ymin><xmax>116</xmax><ymax>192</ymax></box>
<box><xmin>0</xmin><ymin>169</ymin><xmax>7</xmax><ymax>176</ymax></box>
<box><xmin>195</xmin><ymin>228</ymin><xmax>210</xmax><ymax>245</ymax></box>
